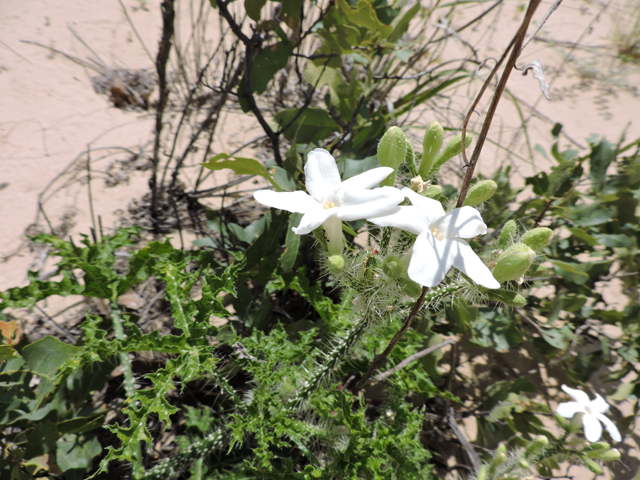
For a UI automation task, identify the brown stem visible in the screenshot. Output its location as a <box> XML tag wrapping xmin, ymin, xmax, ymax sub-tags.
<box><xmin>151</xmin><ymin>0</ymin><xmax>175</xmax><ymax>233</ymax></box>
<box><xmin>356</xmin><ymin>286</ymin><xmax>429</xmax><ymax>389</ymax></box>
<box><xmin>456</xmin><ymin>0</ymin><xmax>542</xmax><ymax>208</ymax></box>
<box><xmin>216</xmin><ymin>0</ymin><xmax>284</xmax><ymax>166</ymax></box>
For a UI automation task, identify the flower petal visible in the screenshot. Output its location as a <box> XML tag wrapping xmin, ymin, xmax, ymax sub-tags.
<box><xmin>292</xmin><ymin>207</ymin><xmax>337</xmax><ymax>235</ymax></box>
<box><xmin>561</xmin><ymin>385</ymin><xmax>591</xmax><ymax>406</ymax></box>
<box><xmin>337</xmin><ymin>187</ymin><xmax>404</xmax><ymax>221</ymax></box>
<box><xmin>582</xmin><ymin>413</ymin><xmax>604</xmax><ymax>443</ymax></box>
<box><xmin>367</xmin><ymin>206</ymin><xmax>430</xmax><ymax>235</ymax></box>
<box><xmin>407</xmin><ymin>232</ymin><xmax>455</xmax><ymax>287</ymax></box>
<box><xmin>253</xmin><ymin>190</ymin><xmax>318</xmax><ymax>214</ymax></box>
<box><xmin>595</xmin><ymin>413</ymin><xmax>621</xmax><ymax>442</ymax></box>
<box><xmin>337</xmin><ymin>167</ymin><xmax>394</xmax><ymax>195</ymax></box>
<box><xmin>590</xmin><ymin>394</ymin><xmax>610</xmax><ymax>415</ymax></box>
<box><xmin>450</xmin><ymin>239</ymin><xmax>500</xmax><ymax>289</ymax></box>
<box><xmin>556</xmin><ymin>401</ymin><xmax>585</xmax><ymax>418</ymax></box>
<box><xmin>437</xmin><ymin>206</ymin><xmax>488</xmax><ymax>239</ymax></box>
<box><xmin>305</xmin><ymin>149</ymin><xmax>342</xmax><ymax>200</ymax></box>
<box><xmin>401</xmin><ymin>187</ymin><xmax>445</xmax><ymax>224</ymax></box>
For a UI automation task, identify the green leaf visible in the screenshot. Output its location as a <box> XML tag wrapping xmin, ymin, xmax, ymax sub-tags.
<box><xmin>56</xmin><ymin>434</ymin><xmax>102</xmax><ymax>472</ymax></box>
<box><xmin>274</xmin><ymin>107</ymin><xmax>340</xmax><ymax>144</ymax></box>
<box><xmin>0</xmin><ymin>345</ymin><xmax>20</xmax><ymax>361</ymax></box>
<box><xmin>589</xmin><ymin>139</ymin><xmax>614</xmax><ymax>191</ymax></box>
<box><xmin>22</xmin><ymin>336</ymin><xmax>81</xmax><ymax>407</ymax></box>
<box><xmin>201</xmin><ymin>153</ymin><xmax>280</xmax><ymax>190</ymax></box>
<box><xmin>608</xmin><ymin>382</ymin><xmax>635</xmax><ymax>402</ymax></box>
<box><xmin>389</xmin><ymin>2</ymin><xmax>420</xmax><ymax>43</ymax></box>
<box><xmin>551</xmin><ymin>260</ymin><xmax>589</xmax><ymax>283</ymax></box>
<box><xmin>337</xmin><ymin>0</ymin><xmax>392</xmax><ymax>38</ymax></box>
<box><xmin>251</xmin><ymin>41</ymin><xmax>294</xmax><ymax>94</ymax></box>
<box><xmin>567</xmin><ymin>203</ymin><xmax>615</xmax><ymax>226</ymax></box>
<box><xmin>244</xmin><ymin>0</ymin><xmax>267</xmax><ymax>21</ymax></box>
<box><xmin>593</xmin><ymin>233</ymin><xmax>631</xmax><ymax>248</ymax></box>
<box><xmin>281</xmin><ymin>213</ymin><xmax>302</xmax><ymax>272</ymax></box>
<box><xmin>568</xmin><ymin>227</ymin><xmax>599</xmax><ymax>246</ymax></box>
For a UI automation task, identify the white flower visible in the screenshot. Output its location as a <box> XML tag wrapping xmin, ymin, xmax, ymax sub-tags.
<box><xmin>557</xmin><ymin>384</ymin><xmax>621</xmax><ymax>443</ymax></box>
<box><xmin>368</xmin><ymin>187</ymin><xmax>500</xmax><ymax>289</ymax></box>
<box><xmin>253</xmin><ymin>149</ymin><xmax>403</xmax><ymax>245</ymax></box>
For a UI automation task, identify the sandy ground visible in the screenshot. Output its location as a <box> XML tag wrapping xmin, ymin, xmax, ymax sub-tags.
<box><xmin>1</xmin><ymin>0</ymin><xmax>639</xmax><ymax>477</ymax></box>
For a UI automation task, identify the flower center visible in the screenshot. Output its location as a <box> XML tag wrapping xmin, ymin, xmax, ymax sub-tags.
<box><xmin>585</xmin><ymin>405</ymin><xmax>592</xmax><ymax>415</ymax></box>
<box><xmin>323</xmin><ymin>201</ymin><xmax>336</xmax><ymax>210</ymax></box>
<box><xmin>431</xmin><ymin>228</ymin><xmax>445</xmax><ymax>241</ymax></box>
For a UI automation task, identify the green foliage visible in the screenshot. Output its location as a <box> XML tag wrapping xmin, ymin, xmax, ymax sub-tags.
<box><xmin>3</xmin><ymin>1</ymin><xmax>640</xmax><ymax>479</ymax></box>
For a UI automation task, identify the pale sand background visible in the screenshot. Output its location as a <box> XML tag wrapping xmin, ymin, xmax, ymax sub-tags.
<box><xmin>1</xmin><ymin>0</ymin><xmax>639</xmax><ymax>477</ymax></box>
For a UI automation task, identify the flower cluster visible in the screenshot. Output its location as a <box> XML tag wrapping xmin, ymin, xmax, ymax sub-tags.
<box><xmin>253</xmin><ymin>148</ymin><xmax>499</xmax><ymax>290</ymax></box>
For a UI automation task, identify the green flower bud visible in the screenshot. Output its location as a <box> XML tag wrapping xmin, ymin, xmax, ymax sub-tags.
<box><xmin>518</xmin><ymin>458</ymin><xmax>530</xmax><ymax>470</ymax></box>
<box><xmin>402</xmin><ymin>279</ymin><xmax>422</xmax><ymax>298</ymax></box>
<box><xmin>492</xmin><ymin>243</ymin><xmax>536</xmax><ymax>283</ymax></box>
<box><xmin>495</xmin><ymin>444</ymin><xmax>507</xmax><ymax>458</ymax></box>
<box><xmin>378</xmin><ymin>126</ymin><xmax>409</xmax><ymax>187</ymax></box>
<box><xmin>520</xmin><ymin>227</ymin><xmax>553</xmax><ymax>252</ymax></box>
<box><xmin>525</xmin><ymin>435</ymin><xmax>549</xmax><ymax>456</ymax></box>
<box><xmin>327</xmin><ymin>254</ymin><xmax>346</xmax><ymax>274</ymax></box>
<box><xmin>584</xmin><ymin>442</ymin><xmax>610</xmax><ymax>452</ymax></box>
<box><xmin>489</xmin><ymin>452</ymin><xmax>507</xmax><ymax>473</ymax></box>
<box><xmin>497</xmin><ymin>220</ymin><xmax>519</xmax><ymax>249</ymax></box>
<box><xmin>486</xmin><ymin>288</ymin><xmax>526</xmax><ymax>307</ymax></box>
<box><xmin>476</xmin><ymin>465</ymin><xmax>488</xmax><ymax>480</ymax></box>
<box><xmin>596</xmin><ymin>448</ymin><xmax>621</xmax><ymax>461</ymax></box>
<box><xmin>406</xmin><ymin>140</ymin><xmax>418</xmax><ymax>176</ymax></box>
<box><xmin>580</xmin><ymin>456</ymin><xmax>603</xmax><ymax>474</ymax></box>
<box><xmin>554</xmin><ymin>414</ymin><xmax>569</xmax><ymax>429</ymax></box>
<box><xmin>429</xmin><ymin>132</ymin><xmax>473</xmax><ymax>175</ymax></box>
<box><xmin>418</xmin><ymin>121</ymin><xmax>444</xmax><ymax>177</ymax></box>
<box><xmin>463</xmin><ymin>179</ymin><xmax>498</xmax><ymax>207</ymax></box>
<box><xmin>423</xmin><ymin>185</ymin><xmax>442</xmax><ymax>199</ymax></box>
<box><xmin>382</xmin><ymin>255</ymin><xmax>406</xmax><ymax>278</ymax></box>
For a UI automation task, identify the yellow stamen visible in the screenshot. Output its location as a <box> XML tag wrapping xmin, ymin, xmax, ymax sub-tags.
<box><xmin>323</xmin><ymin>202</ymin><xmax>336</xmax><ymax>210</ymax></box>
<box><xmin>431</xmin><ymin>228</ymin><xmax>445</xmax><ymax>241</ymax></box>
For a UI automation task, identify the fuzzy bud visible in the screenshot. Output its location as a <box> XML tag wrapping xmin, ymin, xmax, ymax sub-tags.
<box><xmin>525</xmin><ymin>435</ymin><xmax>549</xmax><ymax>456</ymax></box>
<box><xmin>518</xmin><ymin>458</ymin><xmax>530</xmax><ymax>470</ymax></box>
<box><xmin>402</xmin><ymin>279</ymin><xmax>422</xmax><ymax>298</ymax></box>
<box><xmin>327</xmin><ymin>254</ymin><xmax>346</xmax><ymax>274</ymax></box>
<box><xmin>554</xmin><ymin>414</ymin><xmax>569</xmax><ymax>429</ymax></box>
<box><xmin>463</xmin><ymin>179</ymin><xmax>498</xmax><ymax>206</ymax></box>
<box><xmin>378</xmin><ymin>126</ymin><xmax>409</xmax><ymax>187</ymax></box>
<box><xmin>587</xmin><ymin>448</ymin><xmax>621</xmax><ymax>461</ymax></box>
<box><xmin>585</xmin><ymin>442</ymin><xmax>610</xmax><ymax>453</ymax></box>
<box><xmin>476</xmin><ymin>465</ymin><xmax>488</xmax><ymax>480</ymax></box>
<box><xmin>423</xmin><ymin>185</ymin><xmax>442</xmax><ymax>199</ymax></box>
<box><xmin>418</xmin><ymin>121</ymin><xmax>444</xmax><ymax>177</ymax></box>
<box><xmin>429</xmin><ymin>133</ymin><xmax>473</xmax><ymax>175</ymax></box>
<box><xmin>580</xmin><ymin>456</ymin><xmax>603</xmax><ymax>474</ymax></box>
<box><xmin>520</xmin><ymin>227</ymin><xmax>553</xmax><ymax>252</ymax></box>
<box><xmin>497</xmin><ymin>220</ymin><xmax>518</xmax><ymax>249</ymax></box>
<box><xmin>486</xmin><ymin>288</ymin><xmax>526</xmax><ymax>307</ymax></box>
<box><xmin>492</xmin><ymin>243</ymin><xmax>536</xmax><ymax>283</ymax></box>
<box><xmin>406</xmin><ymin>141</ymin><xmax>418</xmax><ymax>176</ymax></box>
<box><xmin>382</xmin><ymin>255</ymin><xmax>406</xmax><ymax>278</ymax></box>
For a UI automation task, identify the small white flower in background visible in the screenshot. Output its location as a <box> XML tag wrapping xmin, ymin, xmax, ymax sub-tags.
<box><xmin>253</xmin><ymin>149</ymin><xmax>403</xmax><ymax>254</ymax></box>
<box><xmin>368</xmin><ymin>187</ymin><xmax>500</xmax><ymax>289</ymax></box>
<box><xmin>557</xmin><ymin>384</ymin><xmax>621</xmax><ymax>443</ymax></box>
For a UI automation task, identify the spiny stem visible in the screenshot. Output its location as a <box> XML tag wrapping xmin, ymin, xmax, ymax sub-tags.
<box><xmin>141</xmin><ymin>431</ymin><xmax>225</xmax><ymax>479</ymax></box>
<box><xmin>288</xmin><ymin>311</ymin><xmax>373</xmax><ymax>409</ymax></box>
<box><xmin>111</xmin><ymin>300</ymin><xmax>143</xmax><ymax>479</ymax></box>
